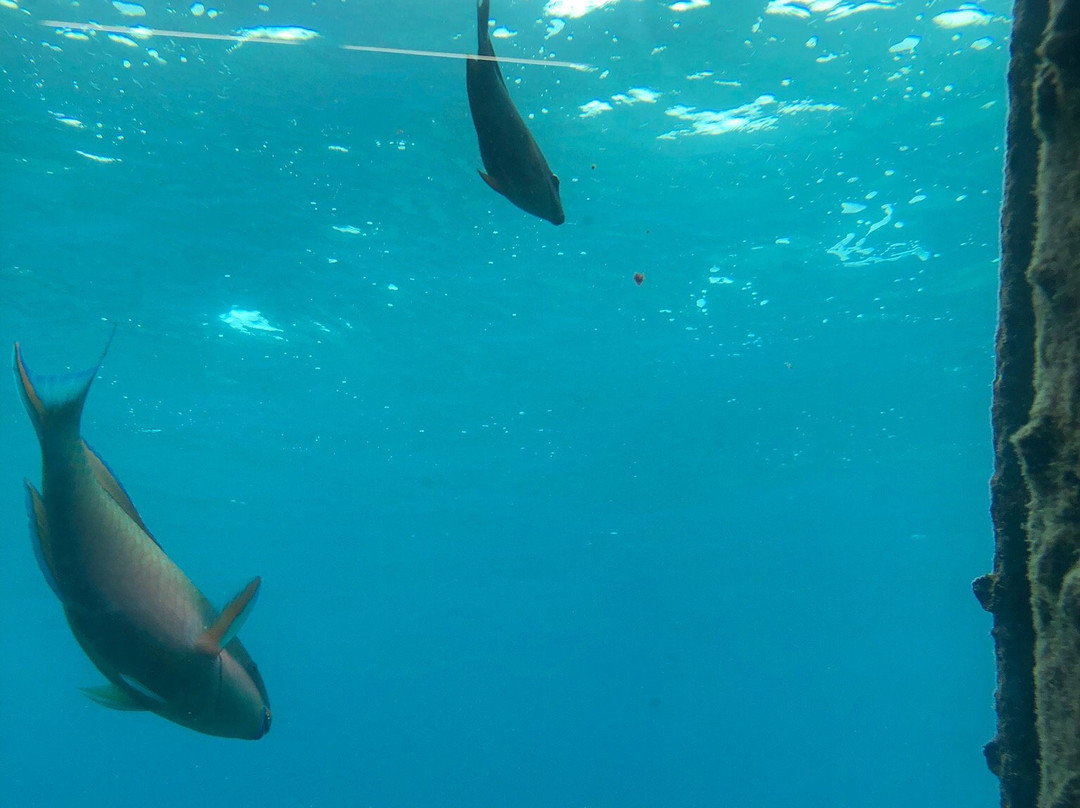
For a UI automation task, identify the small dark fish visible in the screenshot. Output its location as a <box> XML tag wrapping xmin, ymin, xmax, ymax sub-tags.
<box><xmin>14</xmin><ymin>336</ymin><xmax>271</xmax><ymax>740</ymax></box>
<box><xmin>466</xmin><ymin>0</ymin><xmax>565</xmax><ymax>225</ymax></box>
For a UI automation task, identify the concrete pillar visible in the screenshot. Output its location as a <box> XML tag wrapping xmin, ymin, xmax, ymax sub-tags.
<box><xmin>981</xmin><ymin>1</ymin><xmax>1080</xmax><ymax>805</ymax></box>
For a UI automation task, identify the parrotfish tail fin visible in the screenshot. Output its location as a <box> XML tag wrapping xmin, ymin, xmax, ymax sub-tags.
<box><xmin>195</xmin><ymin>577</ymin><xmax>262</xmax><ymax>656</ymax></box>
<box><xmin>13</xmin><ymin>325</ymin><xmax>115</xmax><ymax>444</ymax></box>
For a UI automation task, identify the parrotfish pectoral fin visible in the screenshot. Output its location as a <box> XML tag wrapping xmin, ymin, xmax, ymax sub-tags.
<box><xmin>24</xmin><ymin>481</ymin><xmax>61</xmax><ymax>598</ymax></box>
<box><xmin>13</xmin><ymin>326</ymin><xmax>115</xmax><ymax>443</ymax></box>
<box><xmin>479</xmin><ymin>171</ymin><xmax>504</xmax><ymax>195</ymax></box>
<box><xmin>81</xmin><ymin>683</ymin><xmax>149</xmax><ymax>711</ymax></box>
<box><xmin>195</xmin><ymin>576</ymin><xmax>261</xmax><ymax>656</ymax></box>
<box><xmin>117</xmin><ymin>673</ymin><xmax>168</xmax><ymax>706</ymax></box>
<box><xmin>83</xmin><ymin>440</ymin><xmax>161</xmax><ymax>547</ymax></box>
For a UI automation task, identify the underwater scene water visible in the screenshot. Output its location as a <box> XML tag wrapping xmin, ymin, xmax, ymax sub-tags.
<box><xmin>2</xmin><ymin>0</ymin><xmax>1007</xmax><ymax>804</ymax></box>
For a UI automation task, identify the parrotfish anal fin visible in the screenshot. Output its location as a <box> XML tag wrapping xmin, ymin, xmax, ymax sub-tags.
<box><xmin>81</xmin><ymin>683</ymin><xmax>149</xmax><ymax>711</ymax></box>
<box><xmin>82</xmin><ymin>441</ymin><xmax>161</xmax><ymax>549</ymax></box>
<box><xmin>24</xmin><ymin>481</ymin><xmax>61</xmax><ymax>597</ymax></box>
<box><xmin>195</xmin><ymin>577</ymin><xmax>261</xmax><ymax>656</ymax></box>
<box><xmin>479</xmin><ymin>171</ymin><xmax>504</xmax><ymax>195</ymax></box>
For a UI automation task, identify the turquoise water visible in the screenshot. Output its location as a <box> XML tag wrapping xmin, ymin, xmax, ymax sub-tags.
<box><xmin>2</xmin><ymin>0</ymin><xmax>1004</xmax><ymax>804</ymax></box>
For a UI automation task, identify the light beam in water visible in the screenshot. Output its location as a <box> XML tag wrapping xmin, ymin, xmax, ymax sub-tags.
<box><xmin>42</xmin><ymin>20</ymin><xmax>253</xmax><ymax>43</ymax></box>
<box><xmin>40</xmin><ymin>20</ymin><xmax>594</xmax><ymax>70</ymax></box>
<box><xmin>339</xmin><ymin>44</ymin><xmax>593</xmax><ymax>71</ymax></box>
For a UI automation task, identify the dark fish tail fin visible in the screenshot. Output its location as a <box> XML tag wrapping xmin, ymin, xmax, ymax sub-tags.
<box><xmin>13</xmin><ymin>326</ymin><xmax>115</xmax><ymax>444</ymax></box>
<box><xmin>477</xmin><ymin>0</ymin><xmax>494</xmax><ymax>55</ymax></box>
<box><xmin>477</xmin><ymin>0</ymin><xmax>491</xmax><ymax>32</ymax></box>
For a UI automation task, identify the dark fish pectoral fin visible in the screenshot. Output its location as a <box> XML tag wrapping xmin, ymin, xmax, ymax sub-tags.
<box><xmin>195</xmin><ymin>576</ymin><xmax>262</xmax><ymax>656</ymax></box>
<box><xmin>81</xmin><ymin>683</ymin><xmax>150</xmax><ymax>711</ymax></box>
<box><xmin>479</xmin><ymin>170</ymin><xmax>505</xmax><ymax>195</ymax></box>
<box><xmin>24</xmin><ymin>481</ymin><xmax>61</xmax><ymax>598</ymax></box>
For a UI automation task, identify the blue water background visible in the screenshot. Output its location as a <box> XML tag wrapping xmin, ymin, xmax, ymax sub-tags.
<box><xmin>2</xmin><ymin>0</ymin><xmax>1003</xmax><ymax>805</ymax></box>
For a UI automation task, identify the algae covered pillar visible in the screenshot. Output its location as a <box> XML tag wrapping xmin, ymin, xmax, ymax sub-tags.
<box><xmin>980</xmin><ymin>0</ymin><xmax>1080</xmax><ymax>806</ymax></box>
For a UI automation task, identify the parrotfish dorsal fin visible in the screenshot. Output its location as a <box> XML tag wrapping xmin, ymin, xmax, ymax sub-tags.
<box><xmin>13</xmin><ymin>327</ymin><xmax>115</xmax><ymax>444</ymax></box>
<box><xmin>24</xmin><ymin>480</ymin><xmax>61</xmax><ymax>597</ymax></box>
<box><xmin>82</xmin><ymin>440</ymin><xmax>161</xmax><ymax>548</ymax></box>
<box><xmin>195</xmin><ymin>577</ymin><xmax>261</xmax><ymax>656</ymax></box>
